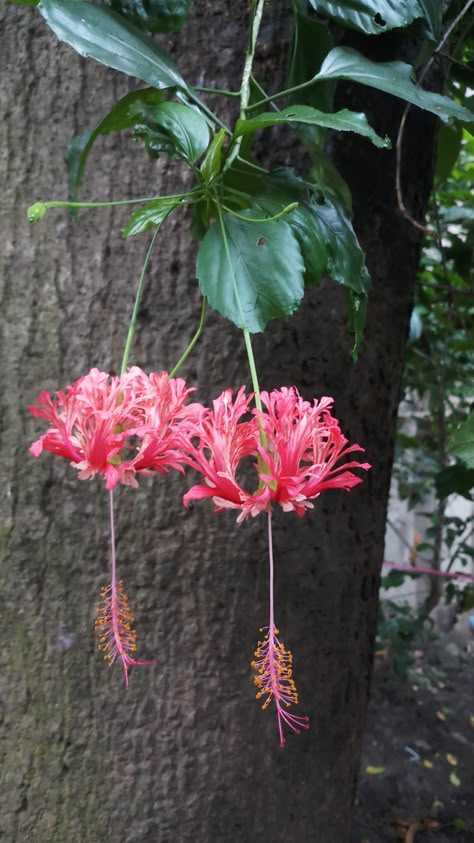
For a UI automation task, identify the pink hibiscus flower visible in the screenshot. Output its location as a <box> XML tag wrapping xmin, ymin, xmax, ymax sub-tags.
<box><xmin>29</xmin><ymin>367</ymin><xmax>194</xmax><ymax>489</ymax></box>
<box><xmin>182</xmin><ymin>385</ymin><xmax>370</xmax><ymax>520</ymax></box>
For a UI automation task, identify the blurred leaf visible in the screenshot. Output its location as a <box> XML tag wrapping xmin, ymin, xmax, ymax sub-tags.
<box><xmin>450</xmin><ymin>412</ymin><xmax>474</xmax><ymax>469</ymax></box>
<box><xmin>452</xmin><ymin>818</ymin><xmax>466</xmax><ymax>830</ymax></box>
<box><xmin>315</xmin><ymin>48</ymin><xmax>474</xmax><ymax>124</ymax></box>
<box><xmin>104</xmin><ymin>0</ymin><xmax>192</xmax><ymax>32</ymax></box>
<box><xmin>435</xmin><ymin>464</ymin><xmax>474</xmax><ymax>500</ymax></box>
<box><xmin>365</xmin><ymin>765</ymin><xmax>385</xmax><ymax>775</ymax></box>
<box><xmin>446</xmin><ymin>753</ymin><xmax>458</xmax><ymax>766</ymax></box>
<box><xmin>449</xmin><ymin>771</ymin><xmax>461</xmax><ymax>787</ymax></box>
<box><xmin>38</xmin><ymin>0</ymin><xmax>189</xmax><ymax>91</ymax></box>
<box><xmin>435</xmin><ymin>122</ymin><xmax>463</xmax><ymax>183</ymax></box>
<box><xmin>423</xmin><ymin>759</ymin><xmax>434</xmax><ymax>768</ymax></box>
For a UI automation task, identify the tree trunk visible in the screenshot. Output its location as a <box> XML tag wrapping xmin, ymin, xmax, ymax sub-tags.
<box><xmin>0</xmin><ymin>5</ymin><xmax>438</xmax><ymax>842</ymax></box>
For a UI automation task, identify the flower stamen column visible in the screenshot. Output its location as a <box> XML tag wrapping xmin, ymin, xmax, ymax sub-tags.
<box><xmin>251</xmin><ymin>511</ymin><xmax>309</xmax><ymax>746</ymax></box>
<box><xmin>95</xmin><ymin>489</ymin><xmax>154</xmax><ymax>688</ymax></box>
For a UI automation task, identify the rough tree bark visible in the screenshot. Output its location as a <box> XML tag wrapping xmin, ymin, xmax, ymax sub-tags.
<box><xmin>0</xmin><ymin>4</ymin><xmax>439</xmax><ymax>842</ymax></box>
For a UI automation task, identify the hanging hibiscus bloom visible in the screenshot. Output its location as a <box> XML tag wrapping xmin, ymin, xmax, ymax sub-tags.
<box><xmin>28</xmin><ymin>367</ymin><xmax>195</xmax><ymax>489</ymax></box>
<box><xmin>181</xmin><ymin>385</ymin><xmax>370</xmax><ymax>520</ymax></box>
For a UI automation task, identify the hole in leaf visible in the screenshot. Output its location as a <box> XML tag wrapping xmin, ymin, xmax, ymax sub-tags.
<box><xmin>257</xmin><ymin>237</ymin><xmax>266</xmax><ymax>246</ymax></box>
<box><xmin>373</xmin><ymin>13</ymin><xmax>386</xmax><ymax>26</ymax></box>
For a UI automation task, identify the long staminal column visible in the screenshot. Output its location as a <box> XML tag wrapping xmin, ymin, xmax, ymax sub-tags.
<box><xmin>251</xmin><ymin>511</ymin><xmax>309</xmax><ymax>746</ymax></box>
<box><xmin>95</xmin><ymin>489</ymin><xmax>154</xmax><ymax>687</ymax></box>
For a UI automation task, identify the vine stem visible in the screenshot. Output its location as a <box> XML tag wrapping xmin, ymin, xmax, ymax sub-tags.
<box><xmin>36</xmin><ymin>192</ymin><xmax>196</xmax><ymax>211</ymax></box>
<box><xmin>169</xmin><ymin>297</ymin><xmax>207</xmax><ymax>378</ymax></box>
<box><xmin>224</xmin><ymin>0</ymin><xmax>267</xmax><ymax>171</ymax></box>
<box><xmin>120</xmin><ymin>227</ymin><xmax>160</xmax><ymax>375</ymax></box>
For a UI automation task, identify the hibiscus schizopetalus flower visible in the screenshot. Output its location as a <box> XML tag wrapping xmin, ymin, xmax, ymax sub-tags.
<box><xmin>29</xmin><ymin>367</ymin><xmax>195</xmax><ymax>489</ymax></box>
<box><xmin>182</xmin><ymin>385</ymin><xmax>370</xmax><ymax>520</ymax></box>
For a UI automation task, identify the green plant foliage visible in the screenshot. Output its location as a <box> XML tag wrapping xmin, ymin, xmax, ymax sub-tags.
<box><xmin>104</xmin><ymin>0</ymin><xmax>192</xmax><ymax>33</ymax></box>
<box><xmin>38</xmin><ymin>0</ymin><xmax>189</xmax><ymax>91</ymax></box>
<box><xmin>377</xmin><ymin>600</ymin><xmax>434</xmax><ymax>681</ymax></box>
<box><xmin>450</xmin><ymin>412</ymin><xmax>474</xmax><ymax>469</ymax></box>
<box><xmin>133</xmin><ymin>101</ymin><xmax>210</xmax><ymax>162</ymax></box>
<box><xmin>315</xmin><ymin>47</ymin><xmax>474</xmax><ymax>124</ymax></box>
<box><xmin>196</xmin><ymin>209</ymin><xmax>305</xmax><ymax>333</ymax></box>
<box><xmin>65</xmin><ymin>88</ymin><xmax>166</xmax><ymax>200</ymax></box>
<box><xmin>121</xmin><ymin>197</ymin><xmax>182</xmax><ymax>236</ymax></box>
<box><xmin>235</xmin><ymin>105</ymin><xmax>391</xmax><ymax>149</ymax></box>
<box><xmin>435</xmin><ymin>463</ymin><xmax>474</xmax><ymax>500</ymax></box>
<box><xmin>308</xmin><ymin>0</ymin><xmax>430</xmax><ymax>36</ymax></box>
<box><xmin>200</xmin><ymin>129</ymin><xmax>226</xmax><ymax>185</ymax></box>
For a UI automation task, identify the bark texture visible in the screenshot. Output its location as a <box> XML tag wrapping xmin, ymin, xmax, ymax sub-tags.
<box><xmin>0</xmin><ymin>4</ymin><xmax>438</xmax><ymax>842</ymax></box>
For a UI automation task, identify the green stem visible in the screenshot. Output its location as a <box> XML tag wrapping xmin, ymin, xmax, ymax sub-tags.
<box><xmin>221</xmin><ymin>202</ymin><xmax>298</xmax><ymax>223</ymax></box>
<box><xmin>246</xmin><ymin>78</ymin><xmax>316</xmax><ymax>111</ymax></box>
<box><xmin>194</xmin><ymin>86</ymin><xmax>241</xmax><ymax>98</ymax></box>
<box><xmin>224</xmin><ymin>0</ymin><xmax>267</xmax><ymax>172</ymax></box>
<box><xmin>242</xmin><ymin>328</ymin><xmax>263</xmax><ymax>412</ymax></box>
<box><xmin>169</xmin><ymin>297</ymin><xmax>207</xmax><ymax>378</ymax></box>
<box><xmin>120</xmin><ymin>228</ymin><xmax>160</xmax><ymax>375</ymax></box>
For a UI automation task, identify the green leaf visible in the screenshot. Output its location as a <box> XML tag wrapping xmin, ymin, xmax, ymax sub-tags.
<box><xmin>200</xmin><ymin>129</ymin><xmax>226</xmax><ymax>184</ymax></box>
<box><xmin>315</xmin><ymin>48</ymin><xmax>474</xmax><ymax>124</ymax></box>
<box><xmin>196</xmin><ymin>210</ymin><xmax>305</xmax><ymax>333</ymax></box>
<box><xmin>133</xmin><ymin>101</ymin><xmax>209</xmax><ymax>162</ymax></box>
<box><xmin>65</xmin><ymin>88</ymin><xmax>166</xmax><ymax>200</ymax></box>
<box><xmin>450</xmin><ymin>412</ymin><xmax>474</xmax><ymax>469</ymax></box>
<box><xmin>38</xmin><ymin>0</ymin><xmax>189</xmax><ymax>92</ymax></box>
<box><xmin>418</xmin><ymin>0</ymin><xmax>442</xmax><ymax>41</ymax></box>
<box><xmin>435</xmin><ymin>122</ymin><xmax>463</xmax><ymax>184</ymax></box>
<box><xmin>262</xmin><ymin>169</ymin><xmax>370</xmax><ymax>353</ymax></box>
<box><xmin>308</xmin><ymin>0</ymin><xmax>427</xmax><ymax>35</ymax></box>
<box><xmin>121</xmin><ymin>197</ymin><xmax>181</xmax><ymax>237</ymax></box>
<box><xmin>6</xmin><ymin>0</ymin><xmax>38</xmax><ymax>5</ymax></box>
<box><xmin>235</xmin><ymin>105</ymin><xmax>391</xmax><ymax>149</ymax></box>
<box><xmin>435</xmin><ymin>464</ymin><xmax>474</xmax><ymax>500</ymax></box>
<box><xmin>288</xmin><ymin>11</ymin><xmax>334</xmax><ymax>115</ymax></box>
<box><xmin>104</xmin><ymin>0</ymin><xmax>191</xmax><ymax>33</ymax></box>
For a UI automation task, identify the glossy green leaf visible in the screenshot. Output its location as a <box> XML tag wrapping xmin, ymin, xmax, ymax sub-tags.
<box><xmin>104</xmin><ymin>0</ymin><xmax>192</xmax><ymax>33</ymax></box>
<box><xmin>315</xmin><ymin>48</ymin><xmax>474</xmax><ymax>124</ymax></box>
<box><xmin>235</xmin><ymin>105</ymin><xmax>390</xmax><ymax>149</ymax></box>
<box><xmin>121</xmin><ymin>197</ymin><xmax>181</xmax><ymax>237</ymax></box>
<box><xmin>134</xmin><ymin>101</ymin><xmax>209</xmax><ymax>162</ymax></box>
<box><xmin>450</xmin><ymin>412</ymin><xmax>474</xmax><ymax>469</ymax></box>
<box><xmin>308</xmin><ymin>0</ymin><xmax>427</xmax><ymax>35</ymax></box>
<box><xmin>252</xmin><ymin>194</ymin><xmax>327</xmax><ymax>285</ymax></box>
<box><xmin>200</xmin><ymin>129</ymin><xmax>226</xmax><ymax>184</ymax></box>
<box><xmin>65</xmin><ymin>88</ymin><xmax>166</xmax><ymax>200</ymax></box>
<box><xmin>38</xmin><ymin>0</ymin><xmax>189</xmax><ymax>91</ymax></box>
<box><xmin>263</xmin><ymin>169</ymin><xmax>370</xmax><ymax>355</ymax></box>
<box><xmin>196</xmin><ymin>210</ymin><xmax>305</xmax><ymax>333</ymax></box>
